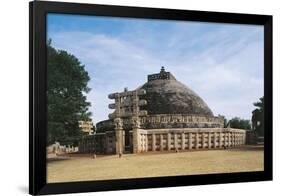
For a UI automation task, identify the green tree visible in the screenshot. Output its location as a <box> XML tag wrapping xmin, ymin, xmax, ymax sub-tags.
<box><xmin>252</xmin><ymin>97</ymin><xmax>264</xmax><ymax>136</ymax></box>
<box><xmin>228</xmin><ymin>117</ymin><xmax>251</xmax><ymax>130</ymax></box>
<box><xmin>47</xmin><ymin>41</ymin><xmax>91</xmax><ymax>144</ymax></box>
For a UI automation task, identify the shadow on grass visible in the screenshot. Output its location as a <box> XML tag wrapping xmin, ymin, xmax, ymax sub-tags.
<box><xmin>229</xmin><ymin>145</ymin><xmax>264</xmax><ymax>151</ymax></box>
<box><xmin>47</xmin><ymin>157</ymin><xmax>71</xmax><ymax>162</ymax></box>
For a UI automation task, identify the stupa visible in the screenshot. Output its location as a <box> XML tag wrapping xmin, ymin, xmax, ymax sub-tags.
<box><xmin>79</xmin><ymin>67</ymin><xmax>246</xmax><ymax>154</ymax></box>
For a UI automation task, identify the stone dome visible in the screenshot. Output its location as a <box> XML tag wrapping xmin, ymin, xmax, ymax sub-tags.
<box><xmin>138</xmin><ymin>67</ymin><xmax>213</xmax><ymax>116</ymax></box>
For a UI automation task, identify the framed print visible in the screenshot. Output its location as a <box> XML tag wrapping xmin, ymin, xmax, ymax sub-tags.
<box><xmin>29</xmin><ymin>1</ymin><xmax>272</xmax><ymax>195</ymax></box>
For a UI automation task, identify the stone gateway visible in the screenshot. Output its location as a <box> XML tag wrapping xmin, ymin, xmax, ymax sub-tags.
<box><xmin>79</xmin><ymin>67</ymin><xmax>246</xmax><ymax>154</ymax></box>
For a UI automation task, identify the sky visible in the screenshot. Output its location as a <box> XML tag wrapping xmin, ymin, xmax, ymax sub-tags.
<box><xmin>47</xmin><ymin>13</ymin><xmax>264</xmax><ymax>124</ymax></box>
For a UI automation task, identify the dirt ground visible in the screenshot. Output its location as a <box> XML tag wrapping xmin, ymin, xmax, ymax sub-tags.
<box><xmin>47</xmin><ymin>146</ymin><xmax>264</xmax><ymax>183</ymax></box>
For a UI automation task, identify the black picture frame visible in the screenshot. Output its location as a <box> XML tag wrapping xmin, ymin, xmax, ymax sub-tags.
<box><xmin>29</xmin><ymin>1</ymin><xmax>273</xmax><ymax>195</ymax></box>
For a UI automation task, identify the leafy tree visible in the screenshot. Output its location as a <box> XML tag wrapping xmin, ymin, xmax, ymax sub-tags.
<box><xmin>47</xmin><ymin>40</ymin><xmax>91</xmax><ymax>144</ymax></box>
<box><xmin>228</xmin><ymin>117</ymin><xmax>251</xmax><ymax>130</ymax></box>
<box><xmin>252</xmin><ymin>97</ymin><xmax>264</xmax><ymax>136</ymax></box>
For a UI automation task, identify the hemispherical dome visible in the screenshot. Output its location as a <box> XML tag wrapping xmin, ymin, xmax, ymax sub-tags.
<box><xmin>138</xmin><ymin>67</ymin><xmax>213</xmax><ymax>116</ymax></box>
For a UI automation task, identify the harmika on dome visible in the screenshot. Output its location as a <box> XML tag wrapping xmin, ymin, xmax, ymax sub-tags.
<box><xmin>79</xmin><ymin>67</ymin><xmax>246</xmax><ymax>154</ymax></box>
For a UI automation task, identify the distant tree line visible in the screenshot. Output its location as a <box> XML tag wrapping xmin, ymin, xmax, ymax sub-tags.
<box><xmin>47</xmin><ymin>39</ymin><xmax>92</xmax><ymax>145</ymax></box>
<box><xmin>219</xmin><ymin>115</ymin><xmax>251</xmax><ymax>130</ymax></box>
<box><xmin>219</xmin><ymin>96</ymin><xmax>264</xmax><ymax>136</ymax></box>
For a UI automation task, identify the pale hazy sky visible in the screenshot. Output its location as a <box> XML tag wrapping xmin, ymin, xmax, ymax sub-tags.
<box><xmin>47</xmin><ymin>13</ymin><xmax>264</xmax><ymax>123</ymax></box>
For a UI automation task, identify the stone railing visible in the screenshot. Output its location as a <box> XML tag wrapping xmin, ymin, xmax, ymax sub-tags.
<box><xmin>137</xmin><ymin>128</ymin><xmax>245</xmax><ymax>153</ymax></box>
<box><xmin>82</xmin><ymin>127</ymin><xmax>245</xmax><ymax>154</ymax></box>
<box><xmin>47</xmin><ymin>142</ymin><xmax>78</xmax><ymax>156</ymax></box>
<box><xmin>138</xmin><ymin>114</ymin><xmax>224</xmax><ymax>129</ymax></box>
<box><xmin>96</xmin><ymin>114</ymin><xmax>224</xmax><ymax>132</ymax></box>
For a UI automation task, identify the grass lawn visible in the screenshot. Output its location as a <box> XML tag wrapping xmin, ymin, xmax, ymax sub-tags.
<box><xmin>47</xmin><ymin>146</ymin><xmax>263</xmax><ymax>183</ymax></box>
